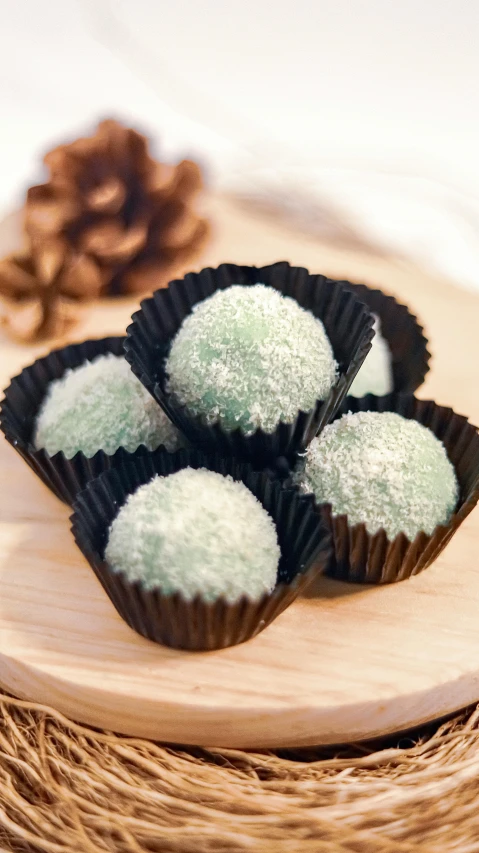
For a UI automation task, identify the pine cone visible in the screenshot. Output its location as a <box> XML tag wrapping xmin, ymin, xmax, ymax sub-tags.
<box><xmin>24</xmin><ymin>119</ymin><xmax>210</xmax><ymax>297</ymax></box>
<box><xmin>0</xmin><ymin>120</ymin><xmax>209</xmax><ymax>342</ymax></box>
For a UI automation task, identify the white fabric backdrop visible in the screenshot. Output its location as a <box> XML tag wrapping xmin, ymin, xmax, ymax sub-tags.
<box><xmin>2</xmin><ymin>0</ymin><xmax>479</xmax><ymax>291</ymax></box>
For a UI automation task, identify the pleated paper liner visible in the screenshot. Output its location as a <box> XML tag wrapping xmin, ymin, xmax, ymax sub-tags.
<box><xmin>124</xmin><ymin>261</ymin><xmax>375</xmax><ymax>466</ymax></box>
<box><xmin>318</xmin><ymin>393</ymin><xmax>479</xmax><ymax>584</ymax></box>
<box><xmin>341</xmin><ymin>280</ymin><xmax>431</xmax><ymax>393</ymax></box>
<box><xmin>71</xmin><ymin>449</ymin><xmax>332</xmax><ymax>651</ymax></box>
<box><xmin>0</xmin><ymin>337</ymin><xmax>172</xmax><ymax>506</ymax></box>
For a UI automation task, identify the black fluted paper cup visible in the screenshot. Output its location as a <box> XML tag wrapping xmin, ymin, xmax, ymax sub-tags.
<box><xmin>341</xmin><ymin>281</ymin><xmax>431</xmax><ymax>393</ymax></box>
<box><xmin>315</xmin><ymin>393</ymin><xmax>479</xmax><ymax>584</ymax></box>
<box><xmin>0</xmin><ymin>337</ymin><xmax>177</xmax><ymax>506</ymax></box>
<box><xmin>124</xmin><ymin>261</ymin><xmax>374</xmax><ymax>466</ymax></box>
<box><xmin>71</xmin><ymin>449</ymin><xmax>332</xmax><ymax>651</ymax></box>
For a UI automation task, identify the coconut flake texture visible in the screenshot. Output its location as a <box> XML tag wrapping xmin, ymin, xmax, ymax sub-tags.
<box><xmin>34</xmin><ymin>353</ymin><xmax>181</xmax><ymax>459</ymax></box>
<box><xmin>349</xmin><ymin>315</ymin><xmax>393</xmax><ymax>397</ymax></box>
<box><xmin>165</xmin><ymin>284</ymin><xmax>338</xmax><ymax>435</ymax></box>
<box><xmin>294</xmin><ymin>411</ymin><xmax>459</xmax><ymax>541</ymax></box>
<box><xmin>105</xmin><ymin>468</ymin><xmax>280</xmax><ymax>602</ymax></box>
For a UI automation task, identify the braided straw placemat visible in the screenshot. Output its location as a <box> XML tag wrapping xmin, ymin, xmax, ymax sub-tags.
<box><xmin>0</xmin><ymin>690</ymin><xmax>477</xmax><ymax>853</ymax></box>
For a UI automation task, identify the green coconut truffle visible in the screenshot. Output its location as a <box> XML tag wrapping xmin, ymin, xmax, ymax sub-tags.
<box><xmin>166</xmin><ymin>284</ymin><xmax>337</xmax><ymax>435</ymax></box>
<box><xmin>294</xmin><ymin>411</ymin><xmax>458</xmax><ymax>541</ymax></box>
<box><xmin>105</xmin><ymin>468</ymin><xmax>280</xmax><ymax>602</ymax></box>
<box><xmin>349</xmin><ymin>315</ymin><xmax>393</xmax><ymax>397</ymax></box>
<box><xmin>35</xmin><ymin>353</ymin><xmax>181</xmax><ymax>458</ymax></box>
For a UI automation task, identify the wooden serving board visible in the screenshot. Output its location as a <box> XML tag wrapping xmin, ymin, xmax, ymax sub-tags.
<box><xmin>0</xmin><ymin>196</ymin><xmax>478</xmax><ymax>748</ymax></box>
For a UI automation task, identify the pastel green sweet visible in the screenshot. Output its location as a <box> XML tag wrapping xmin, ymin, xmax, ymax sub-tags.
<box><xmin>105</xmin><ymin>468</ymin><xmax>280</xmax><ymax>602</ymax></box>
<box><xmin>349</xmin><ymin>315</ymin><xmax>393</xmax><ymax>397</ymax></box>
<box><xmin>295</xmin><ymin>411</ymin><xmax>458</xmax><ymax>541</ymax></box>
<box><xmin>35</xmin><ymin>353</ymin><xmax>180</xmax><ymax>458</ymax></box>
<box><xmin>166</xmin><ymin>284</ymin><xmax>337</xmax><ymax>435</ymax></box>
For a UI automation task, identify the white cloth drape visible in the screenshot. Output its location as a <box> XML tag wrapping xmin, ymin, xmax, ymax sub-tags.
<box><xmin>2</xmin><ymin>0</ymin><xmax>479</xmax><ymax>291</ymax></box>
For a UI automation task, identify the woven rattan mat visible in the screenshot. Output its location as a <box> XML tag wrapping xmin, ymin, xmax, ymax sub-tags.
<box><xmin>0</xmin><ymin>690</ymin><xmax>477</xmax><ymax>852</ymax></box>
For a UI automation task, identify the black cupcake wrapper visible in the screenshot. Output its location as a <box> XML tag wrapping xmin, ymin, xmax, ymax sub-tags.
<box><xmin>314</xmin><ymin>393</ymin><xmax>479</xmax><ymax>584</ymax></box>
<box><xmin>340</xmin><ymin>281</ymin><xmax>431</xmax><ymax>394</ymax></box>
<box><xmin>71</xmin><ymin>449</ymin><xmax>332</xmax><ymax>651</ymax></box>
<box><xmin>0</xmin><ymin>337</ymin><xmax>175</xmax><ymax>506</ymax></box>
<box><xmin>124</xmin><ymin>261</ymin><xmax>375</xmax><ymax>466</ymax></box>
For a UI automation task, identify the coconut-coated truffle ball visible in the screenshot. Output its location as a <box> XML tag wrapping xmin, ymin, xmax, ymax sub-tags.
<box><xmin>105</xmin><ymin>468</ymin><xmax>280</xmax><ymax>602</ymax></box>
<box><xmin>349</xmin><ymin>315</ymin><xmax>393</xmax><ymax>397</ymax></box>
<box><xmin>294</xmin><ymin>411</ymin><xmax>458</xmax><ymax>541</ymax></box>
<box><xmin>34</xmin><ymin>353</ymin><xmax>181</xmax><ymax>458</ymax></box>
<box><xmin>165</xmin><ymin>284</ymin><xmax>337</xmax><ymax>435</ymax></box>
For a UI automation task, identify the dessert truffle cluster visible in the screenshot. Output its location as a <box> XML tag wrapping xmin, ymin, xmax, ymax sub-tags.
<box><xmin>2</xmin><ymin>262</ymin><xmax>478</xmax><ymax>650</ymax></box>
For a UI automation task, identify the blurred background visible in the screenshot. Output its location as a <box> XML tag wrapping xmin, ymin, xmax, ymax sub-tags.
<box><xmin>1</xmin><ymin>0</ymin><xmax>479</xmax><ymax>292</ymax></box>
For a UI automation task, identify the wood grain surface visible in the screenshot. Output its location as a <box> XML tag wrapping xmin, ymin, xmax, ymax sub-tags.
<box><xmin>0</xmin><ymin>195</ymin><xmax>478</xmax><ymax>748</ymax></box>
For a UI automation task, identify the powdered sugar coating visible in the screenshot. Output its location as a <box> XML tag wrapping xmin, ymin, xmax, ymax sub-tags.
<box><xmin>105</xmin><ymin>468</ymin><xmax>280</xmax><ymax>602</ymax></box>
<box><xmin>35</xmin><ymin>353</ymin><xmax>181</xmax><ymax>459</ymax></box>
<box><xmin>166</xmin><ymin>284</ymin><xmax>337</xmax><ymax>435</ymax></box>
<box><xmin>349</xmin><ymin>315</ymin><xmax>393</xmax><ymax>397</ymax></box>
<box><xmin>294</xmin><ymin>411</ymin><xmax>458</xmax><ymax>541</ymax></box>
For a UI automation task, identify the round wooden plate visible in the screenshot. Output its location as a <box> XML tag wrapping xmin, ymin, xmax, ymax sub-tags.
<box><xmin>0</xmin><ymin>197</ymin><xmax>478</xmax><ymax>748</ymax></box>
